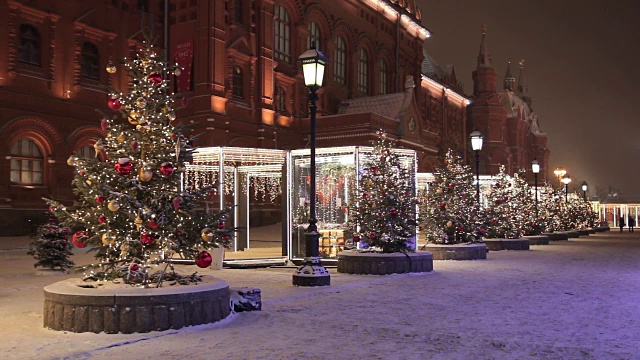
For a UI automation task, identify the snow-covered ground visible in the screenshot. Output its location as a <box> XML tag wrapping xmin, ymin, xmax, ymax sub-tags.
<box><xmin>1</xmin><ymin>231</ymin><xmax>639</xmax><ymax>360</ymax></box>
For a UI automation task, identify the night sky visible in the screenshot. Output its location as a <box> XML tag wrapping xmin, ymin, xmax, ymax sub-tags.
<box><xmin>417</xmin><ymin>0</ymin><xmax>640</xmax><ymax>199</ymax></box>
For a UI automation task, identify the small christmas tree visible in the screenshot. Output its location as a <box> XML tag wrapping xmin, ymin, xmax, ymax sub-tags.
<box><xmin>27</xmin><ymin>213</ymin><xmax>74</xmax><ymax>271</ymax></box>
<box><xmin>347</xmin><ymin>132</ymin><xmax>417</xmax><ymax>253</ymax></box>
<box><xmin>47</xmin><ymin>41</ymin><xmax>233</xmax><ymax>286</ymax></box>
<box><xmin>419</xmin><ymin>149</ymin><xmax>484</xmax><ymax>244</ymax></box>
<box><xmin>484</xmin><ymin>166</ymin><xmax>525</xmax><ymax>239</ymax></box>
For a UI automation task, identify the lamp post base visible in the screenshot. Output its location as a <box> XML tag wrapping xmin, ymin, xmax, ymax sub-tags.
<box><xmin>292</xmin><ymin>257</ymin><xmax>330</xmax><ymax>286</ymax></box>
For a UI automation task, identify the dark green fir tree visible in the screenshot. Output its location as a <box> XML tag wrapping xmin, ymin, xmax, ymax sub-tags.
<box><xmin>419</xmin><ymin>149</ymin><xmax>484</xmax><ymax>244</ymax></box>
<box><xmin>28</xmin><ymin>213</ymin><xmax>74</xmax><ymax>271</ymax></box>
<box><xmin>348</xmin><ymin>132</ymin><xmax>417</xmax><ymax>253</ymax></box>
<box><xmin>47</xmin><ymin>42</ymin><xmax>233</xmax><ymax>286</ymax></box>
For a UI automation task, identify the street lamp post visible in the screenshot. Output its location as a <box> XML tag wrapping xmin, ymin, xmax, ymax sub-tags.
<box><xmin>582</xmin><ymin>181</ymin><xmax>588</xmax><ymax>201</ymax></box>
<box><xmin>470</xmin><ymin>131</ymin><xmax>483</xmax><ymax>206</ymax></box>
<box><xmin>532</xmin><ymin>159</ymin><xmax>540</xmax><ymax>217</ymax></box>
<box><xmin>292</xmin><ymin>43</ymin><xmax>330</xmax><ymax>287</ymax></box>
<box><xmin>561</xmin><ymin>175</ymin><xmax>572</xmax><ymax>202</ymax></box>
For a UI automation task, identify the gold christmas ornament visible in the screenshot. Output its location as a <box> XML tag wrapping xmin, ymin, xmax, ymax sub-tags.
<box><xmin>135</xmin><ymin>97</ymin><xmax>147</xmax><ymax>108</ymax></box>
<box><xmin>108</xmin><ymin>200</ymin><xmax>121</xmax><ymax>212</ymax></box>
<box><xmin>106</xmin><ymin>62</ymin><xmax>117</xmax><ymax>74</ymax></box>
<box><xmin>174</xmin><ymin>68</ymin><xmax>182</xmax><ymax>76</ymax></box>
<box><xmin>138</xmin><ymin>167</ymin><xmax>153</xmax><ymax>182</ymax></box>
<box><xmin>102</xmin><ymin>232</ymin><xmax>116</xmax><ymax>246</ymax></box>
<box><xmin>167</xmin><ymin>112</ymin><xmax>176</xmax><ymax>121</ymax></box>
<box><xmin>117</xmin><ymin>133</ymin><xmax>126</xmax><ymax>143</ymax></box>
<box><xmin>446</xmin><ymin>221</ymin><xmax>453</xmax><ymax>227</ymax></box>
<box><xmin>134</xmin><ymin>216</ymin><xmax>143</xmax><ymax>231</ymax></box>
<box><xmin>128</xmin><ymin>111</ymin><xmax>141</xmax><ymax>125</ymax></box>
<box><xmin>67</xmin><ymin>156</ymin><xmax>78</xmax><ymax>166</ymax></box>
<box><xmin>201</xmin><ymin>228</ymin><xmax>214</xmax><ymax>242</ymax></box>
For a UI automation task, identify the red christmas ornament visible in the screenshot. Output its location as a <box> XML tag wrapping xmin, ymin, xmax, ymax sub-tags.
<box><xmin>140</xmin><ymin>232</ymin><xmax>154</xmax><ymax>246</ymax></box>
<box><xmin>363</xmin><ymin>193</ymin><xmax>370</xmax><ymax>199</ymax></box>
<box><xmin>96</xmin><ymin>196</ymin><xmax>105</xmax><ymax>203</ymax></box>
<box><xmin>440</xmin><ymin>202</ymin><xmax>446</xmax><ymax>208</ymax></box>
<box><xmin>353</xmin><ymin>235</ymin><xmax>361</xmax><ymax>243</ymax></box>
<box><xmin>130</xmin><ymin>263</ymin><xmax>140</xmax><ymax>271</ymax></box>
<box><xmin>130</xmin><ymin>140</ymin><xmax>139</xmax><ymax>151</ymax></box>
<box><xmin>195</xmin><ymin>250</ymin><xmax>213</xmax><ymax>268</ymax></box>
<box><xmin>114</xmin><ymin>158</ymin><xmax>133</xmax><ymax>175</ymax></box>
<box><xmin>172</xmin><ymin>197</ymin><xmax>181</xmax><ymax>210</ymax></box>
<box><xmin>418</xmin><ymin>226</ymin><xmax>423</xmax><ymax>231</ymax></box>
<box><xmin>79</xmin><ymin>170</ymin><xmax>86</xmax><ymax>177</ymax></box>
<box><xmin>368</xmin><ymin>232</ymin><xmax>376</xmax><ymax>239</ymax></box>
<box><xmin>217</xmin><ymin>222</ymin><xmax>225</xmax><ymax>229</ymax></box>
<box><xmin>369</xmin><ymin>166</ymin><xmax>378</xmax><ymax>173</ymax></box>
<box><xmin>148</xmin><ymin>219</ymin><xmax>159</xmax><ymax>229</ymax></box>
<box><xmin>100</xmin><ymin>119</ymin><xmax>109</xmax><ymax>131</ymax></box>
<box><xmin>457</xmin><ymin>226</ymin><xmax>464</xmax><ymax>231</ymax></box>
<box><xmin>148</xmin><ymin>73</ymin><xmax>163</xmax><ymax>84</ymax></box>
<box><xmin>98</xmin><ymin>215</ymin><xmax>107</xmax><ymax>224</ymax></box>
<box><xmin>107</xmin><ymin>98</ymin><xmax>122</xmax><ymax>110</ymax></box>
<box><xmin>72</xmin><ymin>231</ymin><xmax>88</xmax><ymax>248</ymax></box>
<box><xmin>170</xmin><ymin>133</ymin><xmax>178</xmax><ymax>141</ymax></box>
<box><xmin>448</xmin><ymin>183</ymin><xmax>455</xmax><ymax>189</ymax></box>
<box><xmin>160</xmin><ymin>162</ymin><xmax>174</xmax><ymax>177</ymax></box>
<box><xmin>390</xmin><ymin>209</ymin><xmax>398</xmax><ymax>216</ymax></box>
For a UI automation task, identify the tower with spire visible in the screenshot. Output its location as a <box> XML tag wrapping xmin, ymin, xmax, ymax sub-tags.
<box><xmin>467</xmin><ymin>25</ymin><xmax>550</xmax><ymax>182</ymax></box>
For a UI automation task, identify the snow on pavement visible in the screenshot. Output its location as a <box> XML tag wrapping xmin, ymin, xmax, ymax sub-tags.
<box><xmin>0</xmin><ymin>232</ymin><xmax>639</xmax><ymax>360</ymax></box>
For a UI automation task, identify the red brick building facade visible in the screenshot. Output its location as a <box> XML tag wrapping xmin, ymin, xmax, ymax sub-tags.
<box><xmin>467</xmin><ymin>27</ymin><xmax>550</xmax><ymax>183</ymax></box>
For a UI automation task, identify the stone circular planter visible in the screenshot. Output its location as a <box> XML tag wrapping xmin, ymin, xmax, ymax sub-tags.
<box><xmin>543</xmin><ymin>232</ymin><xmax>569</xmax><ymax>241</ymax></box>
<box><xmin>594</xmin><ymin>226</ymin><xmax>610</xmax><ymax>232</ymax></box>
<box><xmin>43</xmin><ymin>275</ymin><xmax>230</xmax><ymax>334</ymax></box>
<box><xmin>577</xmin><ymin>229</ymin><xmax>590</xmax><ymax>236</ymax></box>
<box><xmin>484</xmin><ymin>238</ymin><xmax>530</xmax><ymax>251</ymax></box>
<box><xmin>422</xmin><ymin>243</ymin><xmax>487</xmax><ymax>260</ymax></box>
<box><xmin>337</xmin><ymin>250</ymin><xmax>433</xmax><ymax>275</ymax></box>
<box><xmin>587</xmin><ymin>228</ymin><xmax>597</xmax><ymax>234</ymax></box>
<box><xmin>523</xmin><ymin>235</ymin><xmax>549</xmax><ymax>245</ymax></box>
<box><xmin>564</xmin><ymin>231</ymin><xmax>580</xmax><ymax>238</ymax></box>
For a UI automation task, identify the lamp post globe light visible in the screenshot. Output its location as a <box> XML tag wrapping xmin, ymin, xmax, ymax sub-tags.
<box><xmin>561</xmin><ymin>175</ymin><xmax>572</xmax><ymax>202</ymax></box>
<box><xmin>532</xmin><ymin>159</ymin><xmax>540</xmax><ymax>217</ymax></box>
<box><xmin>293</xmin><ymin>43</ymin><xmax>330</xmax><ymax>287</ymax></box>
<box><xmin>582</xmin><ymin>181</ymin><xmax>588</xmax><ymax>200</ymax></box>
<box><xmin>554</xmin><ymin>168</ymin><xmax>566</xmax><ymax>186</ymax></box>
<box><xmin>470</xmin><ymin>131</ymin><xmax>483</xmax><ymax>206</ymax></box>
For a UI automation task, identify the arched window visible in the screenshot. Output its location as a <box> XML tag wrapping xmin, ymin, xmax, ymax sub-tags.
<box><xmin>10</xmin><ymin>139</ymin><xmax>43</xmax><ymax>185</ymax></box>
<box><xmin>78</xmin><ymin>145</ymin><xmax>96</xmax><ymax>159</ymax></box>
<box><xmin>276</xmin><ymin>86</ymin><xmax>286</xmax><ymax>112</ymax></box>
<box><xmin>274</xmin><ymin>5</ymin><xmax>290</xmax><ymax>62</ymax></box>
<box><xmin>232</xmin><ymin>66</ymin><xmax>244</xmax><ymax>99</ymax></box>
<box><xmin>81</xmin><ymin>42</ymin><xmax>100</xmax><ymax>80</ymax></box>
<box><xmin>234</xmin><ymin>0</ymin><xmax>243</xmax><ymax>24</ymax></box>
<box><xmin>358</xmin><ymin>48</ymin><xmax>369</xmax><ymax>94</ymax></box>
<box><xmin>307</xmin><ymin>22</ymin><xmax>321</xmax><ymax>50</ymax></box>
<box><xmin>379</xmin><ymin>59</ymin><xmax>388</xmax><ymax>95</ymax></box>
<box><xmin>333</xmin><ymin>36</ymin><xmax>346</xmax><ymax>84</ymax></box>
<box><xmin>18</xmin><ymin>24</ymin><xmax>40</xmax><ymax>66</ymax></box>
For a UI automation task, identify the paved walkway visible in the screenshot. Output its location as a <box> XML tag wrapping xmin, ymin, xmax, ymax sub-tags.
<box><xmin>1</xmin><ymin>231</ymin><xmax>639</xmax><ymax>359</ymax></box>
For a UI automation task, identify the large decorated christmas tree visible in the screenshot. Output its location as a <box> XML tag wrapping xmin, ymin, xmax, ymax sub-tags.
<box><xmin>27</xmin><ymin>212</ymin><xmax>74</xmax><ymax>271</ymax></box>
<box><xmin>484</xmin><ymin>166</ymin><xmax>525</xmax><ymax>239</ymax></box>
<box><xmin>47</xmin><ymin>42</ymin><xmax>233</xmax><ymax>285</ymax></box>
<box><xmin>419</xmin><ymin>149</ymin><xmax>484</xmax><ymax>244</ymax></box>
<box><xmin>347</xmin><ymin>132</ymin><xmax>417</xmax><ymax>253</ymax></box>
<box><xmin>537</xmin><ymin>185</ymin><xmax>566</xmax><ymax>232</ymax></box>
<box><xmin>510</xmin><ymin>171</ymin><xmax>541</xmax><ymax>235</ymax></box>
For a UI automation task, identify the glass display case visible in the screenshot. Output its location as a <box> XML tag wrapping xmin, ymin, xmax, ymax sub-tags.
<box><xmin>287</xmin><ymin>146</ymin><xmax>417</xmax><ymax>261</ymax></box>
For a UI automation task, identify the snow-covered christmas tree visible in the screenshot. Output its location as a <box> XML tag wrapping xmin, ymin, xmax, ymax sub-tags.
<box><xmin>47</xmin><ymin>42</ymin><xmax>233</xmax><ymax>285</ymax></box>
<box><xmin>511</xmin><ymin>171</ymin><xmax>541</xmax><ymax>235</ymax></box>
<box><xmin>27</xmin><ymin>213</ymin><xmax>74</xmax><ymax>271</ymax></box>
<box><xmin>484</xmin><ymin>166</ymin><xmax>524</xmax><ymax>239</ymax></box>
<box><xmin>419</xmin><ymin>149</ymin><xmax>484</xmax><ymax>244</ymax></box>
<box><xmin>347</xmin><ymin>132</ymin><xmax>417</xmax><ymax>253</ymax></box>
<box><xmin>537</xmin><ymin>185</ymin><xmax>566</xmax><ymax>232</ymax></box>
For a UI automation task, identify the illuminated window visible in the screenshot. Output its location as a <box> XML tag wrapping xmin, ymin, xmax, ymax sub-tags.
<box><xmin>379</xmin><ymin>59</ymin><xmax>388</xmax><ymax>95</ymax></box>
<box><xmin>276</xmin><ymin>86</ymin><xmax>286</xmax><ymax>112</ymax></box>
<box><xmin>18</xmin><ymin>24</ymin><xmax>40</xmax><ymax>66</ymax></box>
<box><xmin>307</xmin><ymin>22</ymin><xmax>321</xmax><ymax>50</ymax></box>
<box><xmin>232</xmin><ymin>66</ymin><xmax>244</xmax><ymax>99</ymax></box>
<box><xmin>78</xmin><ymin>145</ymin><xmax>96</xmax><ymax>159</ymax></box>
<box><xmin>274</xmin><ymin>5</ymin><xmax>290</xmax><ymax>62</ymax></box>
<box><xmin>81</xmin><ymin>42</ymin><xmax>100</xmax><ymax>80</ymax></box>
<box><xmin>10</xmin><ymin>139</ymin><xmax>43</xmax><ymax>185</ymax></box>
<box><xmin>333</xmin><ymin>36</ymin><xmax>346</xmax><ymax>84</ymax></box>
<box><xmin>358</xmin><ymin>48</ymin><xmax>369</xmax><ymax>94</ymax></box>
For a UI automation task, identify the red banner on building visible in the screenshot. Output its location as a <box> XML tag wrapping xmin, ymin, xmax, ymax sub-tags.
<box><xmin>174</xmin><ymin>40</ymin><xmax>193</xmax><ymax>92</ymax></box>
